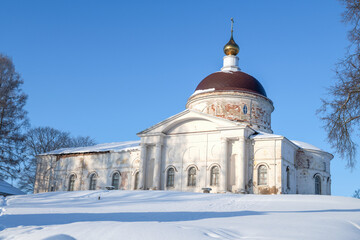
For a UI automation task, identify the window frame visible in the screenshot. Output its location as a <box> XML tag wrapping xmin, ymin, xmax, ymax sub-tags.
<box><xmin>210</xmin><ymin>166</ymin><xmax>219</xmax><ymax>186</ymax></box>
<box><xmin>258</xmin><ymin>165</ymin><xmax>268</xmax><ymax>186</ymax></box>
<box><xmin>134</xmin><ymin>171</ymin><xmax>139</xmax><ymax>190</ymax></box>
<box><xmin>187</xmin><ymin>167</ymin><xmax>196</xmax><ymax>187</ymax></box>
<box><xmin>166</xmin><ymin>167</ymin><xmax>175</xmax><ymax>187</ymax></box>
<box><xmin>286</xmin><ymin>166</ymin><xmax>290</xmax><ymax>190</ymax></box>
<box><xmin>68</xmin><ymin>174</ymin><xmax>76</xmax><ymax>191</ymax></box>
<box><xmin>315</xmin><ymin>175</ymin><xmax>321</xmax><ymax>195</ymax></box>
<box><xmin>112</xmin><ymin>172</ymin><xmax>120</xmax><ymax>190</ymax></box>
<box><xmin>89</xmin><ymin>173</ymin><xmax>97</xmax><ymax>190</ymax></box>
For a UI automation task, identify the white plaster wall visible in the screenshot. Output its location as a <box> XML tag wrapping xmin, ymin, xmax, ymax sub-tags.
<box><xmin>34</xmin><ymin>155</ymin><xmax>54</xmax><ymax>193</ymax></box>
<box><xmin>252</xmin><ymin>138</ymin><xmax>283</xmax><ymax>194</ymax></box>
<box><xmin>34</xmin><ymin>150</ymin><xmax>140</xmax><ymax>193</ymax></box>
<box><xmin>34</xmin><ymin>117</ymin><xmax>332</xmax><ymax>197</ymax></box>
<box><xmin>281</xmin><ymin>141</ymin><xmax>297</xmax><ymax>194</ymax></box>
<box><xmin>161</xmin><ymin>131</ymin><xmax>223</xmax><ymax>193</ymax></box>
<box><xmin>140</xmin><ymin>117</ymin><xmax>249</xmax><ymax>194</ymax></box>
<box><xmin>295</xmin><ymin>150</ymin><xmax>331</xmax><ymax>195</ymax></box>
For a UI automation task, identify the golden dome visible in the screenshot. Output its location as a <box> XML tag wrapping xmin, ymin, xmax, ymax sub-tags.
<box><xmin>223</xmin><ymin>18</ymin><xmax>239</xmax><ymax>56</ymax></box>
<box><xmin>223</xmin><ymin>36</ymin><xmax>239</xmax><ymax>56</ymax></box>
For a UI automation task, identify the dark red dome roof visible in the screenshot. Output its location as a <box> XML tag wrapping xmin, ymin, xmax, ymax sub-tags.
<box><xmin>195</xmin><ymin>71</ymin><xmax>267</xmax><ymax>97</ymax></box>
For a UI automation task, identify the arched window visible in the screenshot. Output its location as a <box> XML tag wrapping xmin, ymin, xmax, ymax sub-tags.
<box><xmin>210</xmin><ymin>166</ymin><xmax>219</xmax><ymax>186</ymax></box>
<box><xmin>258</xmin><ymin>165</ymin><xmax>267</xmax><ymax>185</ymax></box>
<box><xmin>286</xmin><ymin>166</ymin><xmax>290</xmax><ymax>189</ymax></box>
<box><xmin>89</xmin><ymin>173</ymin><xmax>97</xmax><ymax>190</ymax></box>
<box><xmin>134</xmin><ymin>171</ymin><xmax>139</xmax><ymax>190</ymax></box>
<box><xmin>166</xmin><ymin>168</ymin><xmax>175</xmax><ymax>187</ymax></box>
<box><xmin>315</xmin><ymin>175</ymin><xmax>321</xmax><ymax>195</ymax></box>
<box><xmin>68</xmin><ymin>174</ymin><xmax>76</xmax><ymax>191</ymax></box>
<box><xmin>188</xmin><ymin>167</ymin><xmax>196</xmax><ymax>186</ymax></box>
<box><xmin>112</xmin><ymin>172</ymin><xmax>120</xmax><ymax>190</ymax></box>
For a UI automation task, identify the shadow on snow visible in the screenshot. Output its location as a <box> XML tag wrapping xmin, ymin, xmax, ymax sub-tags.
<box><xmin>0</xmin><ymin>211</ymin><xmax>262</xmax><ymax>228</ymax></box>
<box><xmin>1</xmin><ymin>208</ymin><xmax>359</xmax><ymax>229</ymax></box>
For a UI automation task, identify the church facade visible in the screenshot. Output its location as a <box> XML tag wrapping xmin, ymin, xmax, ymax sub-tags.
<box><xmin>34</xmin><ymin>28</ymin><xmax>333</xmax><ymax>195</ymax></box>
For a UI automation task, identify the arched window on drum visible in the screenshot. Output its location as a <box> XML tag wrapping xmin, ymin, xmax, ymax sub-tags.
<box><xmin>315</xmin><ymin>175</ymin><xmax>321</xmax><ymax>195</ymax></box>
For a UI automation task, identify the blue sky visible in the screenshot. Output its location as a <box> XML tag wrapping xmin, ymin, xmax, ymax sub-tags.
<box><xmin>0</xmin><ymin>0</ymin><xmax>358</xmax><ymax>197</ymax></box>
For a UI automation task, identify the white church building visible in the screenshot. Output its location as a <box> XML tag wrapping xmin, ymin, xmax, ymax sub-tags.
<box><xmin>34</xmin><ymin>26</ymin><xmax>333</xmax><ymax>195</ymax></box>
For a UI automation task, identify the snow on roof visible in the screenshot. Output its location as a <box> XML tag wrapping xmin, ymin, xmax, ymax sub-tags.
<box><xmin>252</xmin><ymin>133</ymin><xmax>325</xmax><ymax>152</ymax></box>
<box><xmin>250</xmin><ymin>131</ymin><xmax>283</xmax><ymax>139</ymax></box>
<box><xmin>0</xmin><ymin>180</ymin><xmax>25</xmax><ymax>195</ymax></box>
<box><xmin>40</xmin><ymin>140</ymin><xmax>140</xmax><ymax>156</ymax></box>
<box><xmin>191</xmin><ymin>88</ymin><xmax>215</xmax><ymax>96</ymax></box>
<box><xmin>290</xmin><ymin>140</ymin><xmax>323</xmax><ymax>151</ymax></box>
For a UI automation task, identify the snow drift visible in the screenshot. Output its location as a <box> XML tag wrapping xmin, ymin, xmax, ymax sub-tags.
<box><xmin>0</xmin><ymin>191</ymin><xmax>359</xmax><ymax>239</ymax></box>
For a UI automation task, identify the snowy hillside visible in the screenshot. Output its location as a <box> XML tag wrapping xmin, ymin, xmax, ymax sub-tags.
<box><xmin>0</xmin><ymin>191</ymin><xmax>359</xmax><ymax>240</ymax></box>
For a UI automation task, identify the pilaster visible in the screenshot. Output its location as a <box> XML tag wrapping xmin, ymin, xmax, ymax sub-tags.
<box><xmin>138</xmin><ymin>143</ymin><xmax>147</xmax><ymax>189</ymax></box>
<box><xmin>152</xmin><ymin>142</ymin><xmax>162</xmax><ymax>190</ymax></box>
<box><xmin>237</xmin><ymin>138</ymin><xmax>246</xmax><ymax>193</ymax></box>
<box><xmin>220</xmin><ymin>138</ymin><xmax>228</xmax><ymax>192</ymax></box>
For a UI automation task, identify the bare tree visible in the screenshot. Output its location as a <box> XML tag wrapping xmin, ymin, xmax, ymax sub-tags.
<box><xmin>70</xmin><ymin>136</ymin><xmax>96</xmax><ymax>148</ymax></box>
<box><xmin>318</xmin><ymin>0</ymin><xmax>360</xmax><ymax>168</ymax></box>
<box><xmin>18</xmin><ymin>126</ymin><xmax>96</xmax><ymax>193</ymax></box>
<box><xmin>353</xmin><ymin>189</ymin><xmax>360</xmax><ymax>198</ymax></box>
<box><xmin>25</xmin><ymin>127</ymin><xmax>72</xmax><ymax>156</ymax></box>
<box><xmin>0</xmin><ymin>54</ymin><xmax>28</xmax><ymax>179</ymax></box>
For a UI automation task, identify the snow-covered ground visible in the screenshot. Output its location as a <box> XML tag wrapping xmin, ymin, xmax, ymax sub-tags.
<box><xmin>0</xmin><ymin>191</ymin><xmax>359</xmax><ymax>240</ymax></box>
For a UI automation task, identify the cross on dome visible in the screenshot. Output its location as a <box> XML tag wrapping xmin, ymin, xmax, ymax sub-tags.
<box><xmin>223</xmin><ymin>18</ymin><xmax>239</xmax><ymax>56</ymax></box>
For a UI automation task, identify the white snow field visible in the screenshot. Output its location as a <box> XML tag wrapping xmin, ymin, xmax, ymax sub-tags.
<box><xmin>0</xmin><ymin>191</ymin><xmax>359</xmax><ymax>240</ymax></box>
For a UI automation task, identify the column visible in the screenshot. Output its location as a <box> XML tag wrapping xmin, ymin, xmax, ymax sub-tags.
<box><xmin>152</xmin><ymin>143</ymin><xmax>162</xmax><ymax>190</ymax></box>
<box><xmin>219</xmin><ymin>138</ymin><xmax>228</xmax><ymax>192</ymax></box>
<box><xmin>138</xmin><ymin>143</ymin><xmax>147</xmax><ymax>190</ymax></box>
<box><xmin>238</xmin><ymin>138</ymin><xmax>246</xmax><ymax>193</ymax></box>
